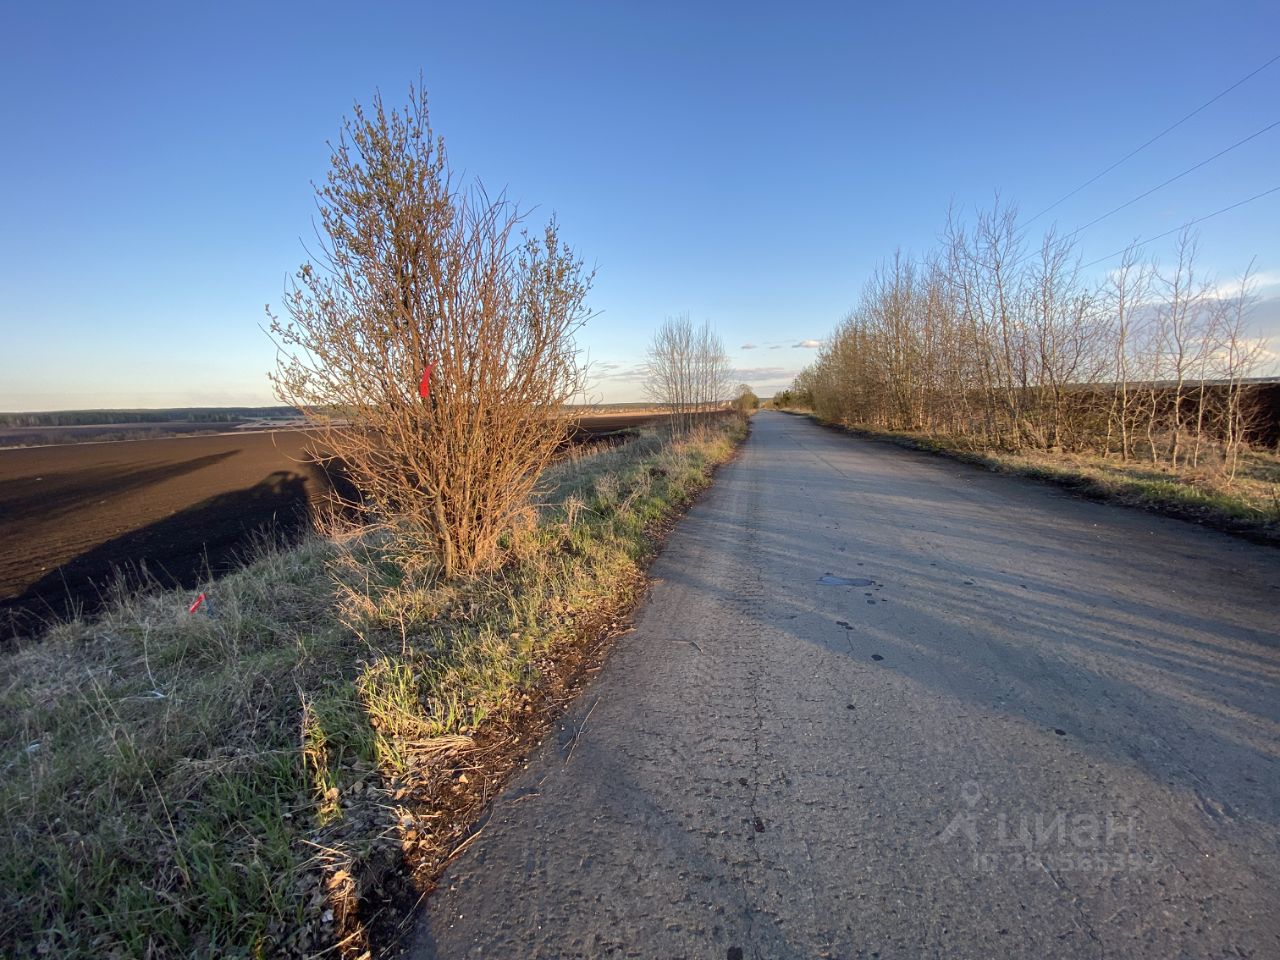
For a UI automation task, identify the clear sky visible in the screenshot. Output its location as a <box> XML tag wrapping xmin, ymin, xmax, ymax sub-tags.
<box><xmin>2</xmin><ymin>0</ymin><xmax>1278</xmax><ymax>410</ymax></box>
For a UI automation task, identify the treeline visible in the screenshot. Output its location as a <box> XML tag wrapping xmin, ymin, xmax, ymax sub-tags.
<box><xmin>795</xmin><ymin>203</ymin><xmax>1272</xmax><ymax>478</ymax></box>
<box><xmin>0</xmin><ymin>406</ymin><xmax>297</xmax><ymax>427</ymax></box>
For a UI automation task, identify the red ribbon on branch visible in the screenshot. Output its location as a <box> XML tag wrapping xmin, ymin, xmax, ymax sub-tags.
<box><xmin>418</xmin><ymin>362</ymin><xmax>435</xmax><ymax>399</ymax></box>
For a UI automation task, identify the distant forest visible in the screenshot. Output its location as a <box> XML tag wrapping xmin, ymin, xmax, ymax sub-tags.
<box><xmin>0</xmin><ymin>407</ymin><xmax>300</xmax><ymax>428</ymax></box>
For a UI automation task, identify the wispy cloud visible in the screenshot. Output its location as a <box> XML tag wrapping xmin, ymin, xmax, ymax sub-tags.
<box><xmin>589</xmin><ymin>361</ymin><xmax>649</xmax><ymax>384</ymax></box>
<box><xmin>794</xmin><ymin>339</ymin><xmax>823</xmax><ymax>349</ymax></box>
<box><xmin>732</xmin><ymin>366</ymin><xmax>793</xmax><ymax>380</ymax></box>
<box><xmin>1203</xmin><ymin>270</ymin><xmax>1280</xmax><ymax>302</ymax></box>
<box><xmin>740</xmin><ymin>343</ymin><xmax>758</xmax><ymax>350</ymax></box>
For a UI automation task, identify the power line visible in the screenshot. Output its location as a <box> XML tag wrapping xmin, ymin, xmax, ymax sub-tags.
<box><xmin>1024</xmin><ymin>51</ymin><xmax>1280</xmax><ymax>225</ymax></box>
<box><xmin>1060</xmin><ymin>118</ymin><xmax>1280</xmax><ymax>240</ymax></box>
<box><xmin>1001</xmin><ymin>119</ymin><xmax>1279</xmax><ymax>273</ymax></box>
<box><xmin>1079</xmin><ymin>184</ymin><xmax>1280</xmax><ymax>269</ymax></box>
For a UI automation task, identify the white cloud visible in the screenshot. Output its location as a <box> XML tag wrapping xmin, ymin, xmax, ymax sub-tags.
<box><xmin>1199</xmin><ymin>270</ymin><xmax>1280</xmax><ymax>302</ymax></box>
<box><xmin>1244</xmin><ymin>295</ymin><xmax>1280</xmax><ymax>376</ymax></box>
<box><xmin>592</xmin><ymin>362</ymin><xmax>649</xmax><ymax>384</ymax></box>
<box><xmin>740</xmin><ymin>343</ymin><xmax>758</xmax><ymax>350</ymax></box>
<box><xmin>794</xmin><ymin>339</ymin><xmax>823</xmax><ymax>349</ymax></box>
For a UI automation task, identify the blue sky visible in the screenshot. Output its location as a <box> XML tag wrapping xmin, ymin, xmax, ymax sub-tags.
<box><xmin>1</xmin><ymin>1</ymin><xmax>1278</xmax><ymax>410</ymax></box>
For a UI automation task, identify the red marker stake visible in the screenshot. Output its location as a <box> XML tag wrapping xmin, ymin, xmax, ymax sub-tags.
<box><xmin>419</xmin><ymin>362</ymin><xmax>434</xmax><ymax>399</ymax></box>
<box><xmin>188</xmin><ymin>593</ymin><xmax>206</xmax><ymax>614</ymax></box>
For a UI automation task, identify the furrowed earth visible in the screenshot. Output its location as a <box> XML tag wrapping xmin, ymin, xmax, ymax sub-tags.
<box><xmin>0</xmin><ymin>413</ymin><xmax>661</xmax><ymax>638</ymax></box>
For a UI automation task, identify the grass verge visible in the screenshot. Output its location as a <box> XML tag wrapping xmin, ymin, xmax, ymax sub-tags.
<box><xmin>791</xmin><ymin>412</ymin><xmax>1280</xmax><ymax>544</ymax></box>
<box><xmin>0</xmin><ymin>415</ymin><xmax>747</xmax><ymax>958</ymax></box>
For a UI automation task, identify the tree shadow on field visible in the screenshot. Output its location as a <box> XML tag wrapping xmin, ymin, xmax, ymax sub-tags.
<box><xmin>0</xmin><ymin>468</ymin><xmax>333</xmax><ymax>639</ymax></box>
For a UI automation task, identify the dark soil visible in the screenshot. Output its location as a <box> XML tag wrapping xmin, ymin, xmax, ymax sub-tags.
<box><xmin>0</xmin><ymin>421</ymin><xmax>270</xmax><ymax>448</ymax></box>
<box><xmin>0</xmin><ymin>415</ymin><xmax>664</xmax><ymax>639</ymax></box>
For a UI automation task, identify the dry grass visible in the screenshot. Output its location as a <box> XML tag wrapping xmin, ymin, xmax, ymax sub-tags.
<box><xmin>0</xmin><ymin>415</ymin><xmax>747</xmax><ymax>958</ymax></box>
<box><xmin>983</xmin><ymin>445</ymin><xmax>1280</xmax><ymax>527</ymax></box>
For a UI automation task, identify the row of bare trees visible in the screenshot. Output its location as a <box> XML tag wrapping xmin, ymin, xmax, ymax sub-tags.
<box><xmin>644</xmin><ymin>313</ymin><xmax>734</xmax><ymax>432</ymax></box>
<box><xmin>795</xmin><ymin>202</ymin><xmax>1268</xmax><ymax>478</ymax></box>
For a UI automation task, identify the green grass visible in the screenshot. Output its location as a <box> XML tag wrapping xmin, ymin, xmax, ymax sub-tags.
<box><xmin>0</xmin><ymin>416</ymin><xmax>747</xmax><ymax>958</ymax></box>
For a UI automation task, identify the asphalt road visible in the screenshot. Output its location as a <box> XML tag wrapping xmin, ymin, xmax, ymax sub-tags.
<box><xmin>412</xmin><ymin>410</ymin><xmax>1280</xmax><ymax>959</ymax></box>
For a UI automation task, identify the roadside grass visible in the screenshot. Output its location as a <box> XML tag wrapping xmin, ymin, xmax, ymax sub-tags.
<box><xmin>0</xmin><ymin>415</ymin><xmax>746</xmax><ymax>958</ymax></box>
<box><xmin>791</xmin><ymin>412</ymin><xmax>1280</xmax><ymax>541</ymax></box>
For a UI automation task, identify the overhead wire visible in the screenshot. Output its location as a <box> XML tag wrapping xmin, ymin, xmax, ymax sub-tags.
<box><xmin>1079</xmin><ymin>184</ymin><xmax>1280</xmax><ymax>269</ymax></box>
<box><xmin>1060</xmin><ymin>118</ymin><xmax>1280</xmax><ymax>241</ymax></box>
<box><xmin>1023</xmin><ymin>51</ymin><xmax>1280</xmax><ymax>225</ymax></box>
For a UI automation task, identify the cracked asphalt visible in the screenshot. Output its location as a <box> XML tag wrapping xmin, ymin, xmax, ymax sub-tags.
<box><xmin>410</xmin><ymin>410</ymin><xmax>1280</xmax><ymax>959</ymax></box>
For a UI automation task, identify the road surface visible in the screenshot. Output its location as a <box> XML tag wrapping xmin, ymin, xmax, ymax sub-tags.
<box><xmin>411</xmin><ymin>410</ymin><xmax>1280</xmax><ymax>959</ymax></box>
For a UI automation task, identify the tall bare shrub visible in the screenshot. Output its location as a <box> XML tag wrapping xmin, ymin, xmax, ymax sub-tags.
<box><xmin>733</xmin><ymin>383</ymin><xmax>760</xmax><ymax>412</ymax></box>
<box><xmin>269</xmin><ymin>87</ymin><xmax>592</xmax><ymax>577</ymax></box>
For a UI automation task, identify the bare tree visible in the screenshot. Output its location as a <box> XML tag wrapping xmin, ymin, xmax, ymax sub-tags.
<box><xmin>1102</xmin><ymin>245</ymin><xmax>1153</xmax><ymax>460</ymax></box>
<box><xmin>644</xmin><ymin>314</ymin><xmax>696</xmax><ymax>432</ymax></box>
<box><xmin>1217</xmin><ymin>263</ymin><xmax>1264</xmax><ymax>479</ymax></box>
<box><xmin>694</xmin><ymin>320</ymin><xmax>733</xmax><ymax>413</ymax></box>
<box><xmin>1153</xmin><ymin>229</ymin><xmax>1210</xmax><ymax>467</ymax></box>
<box><xmin>270</xmin><ymin>86</ymin><xmax>592</xmax><ymax>578</ymax></box>
<box><xmin>794</xmin><ymin>203</ymin><xmax>1271</xmax><ymax>475</ymax></box>
<box><xmin>645</xmin><ymin>314</ymin><xmax>731</xmax><ymax>431</ymax></box>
